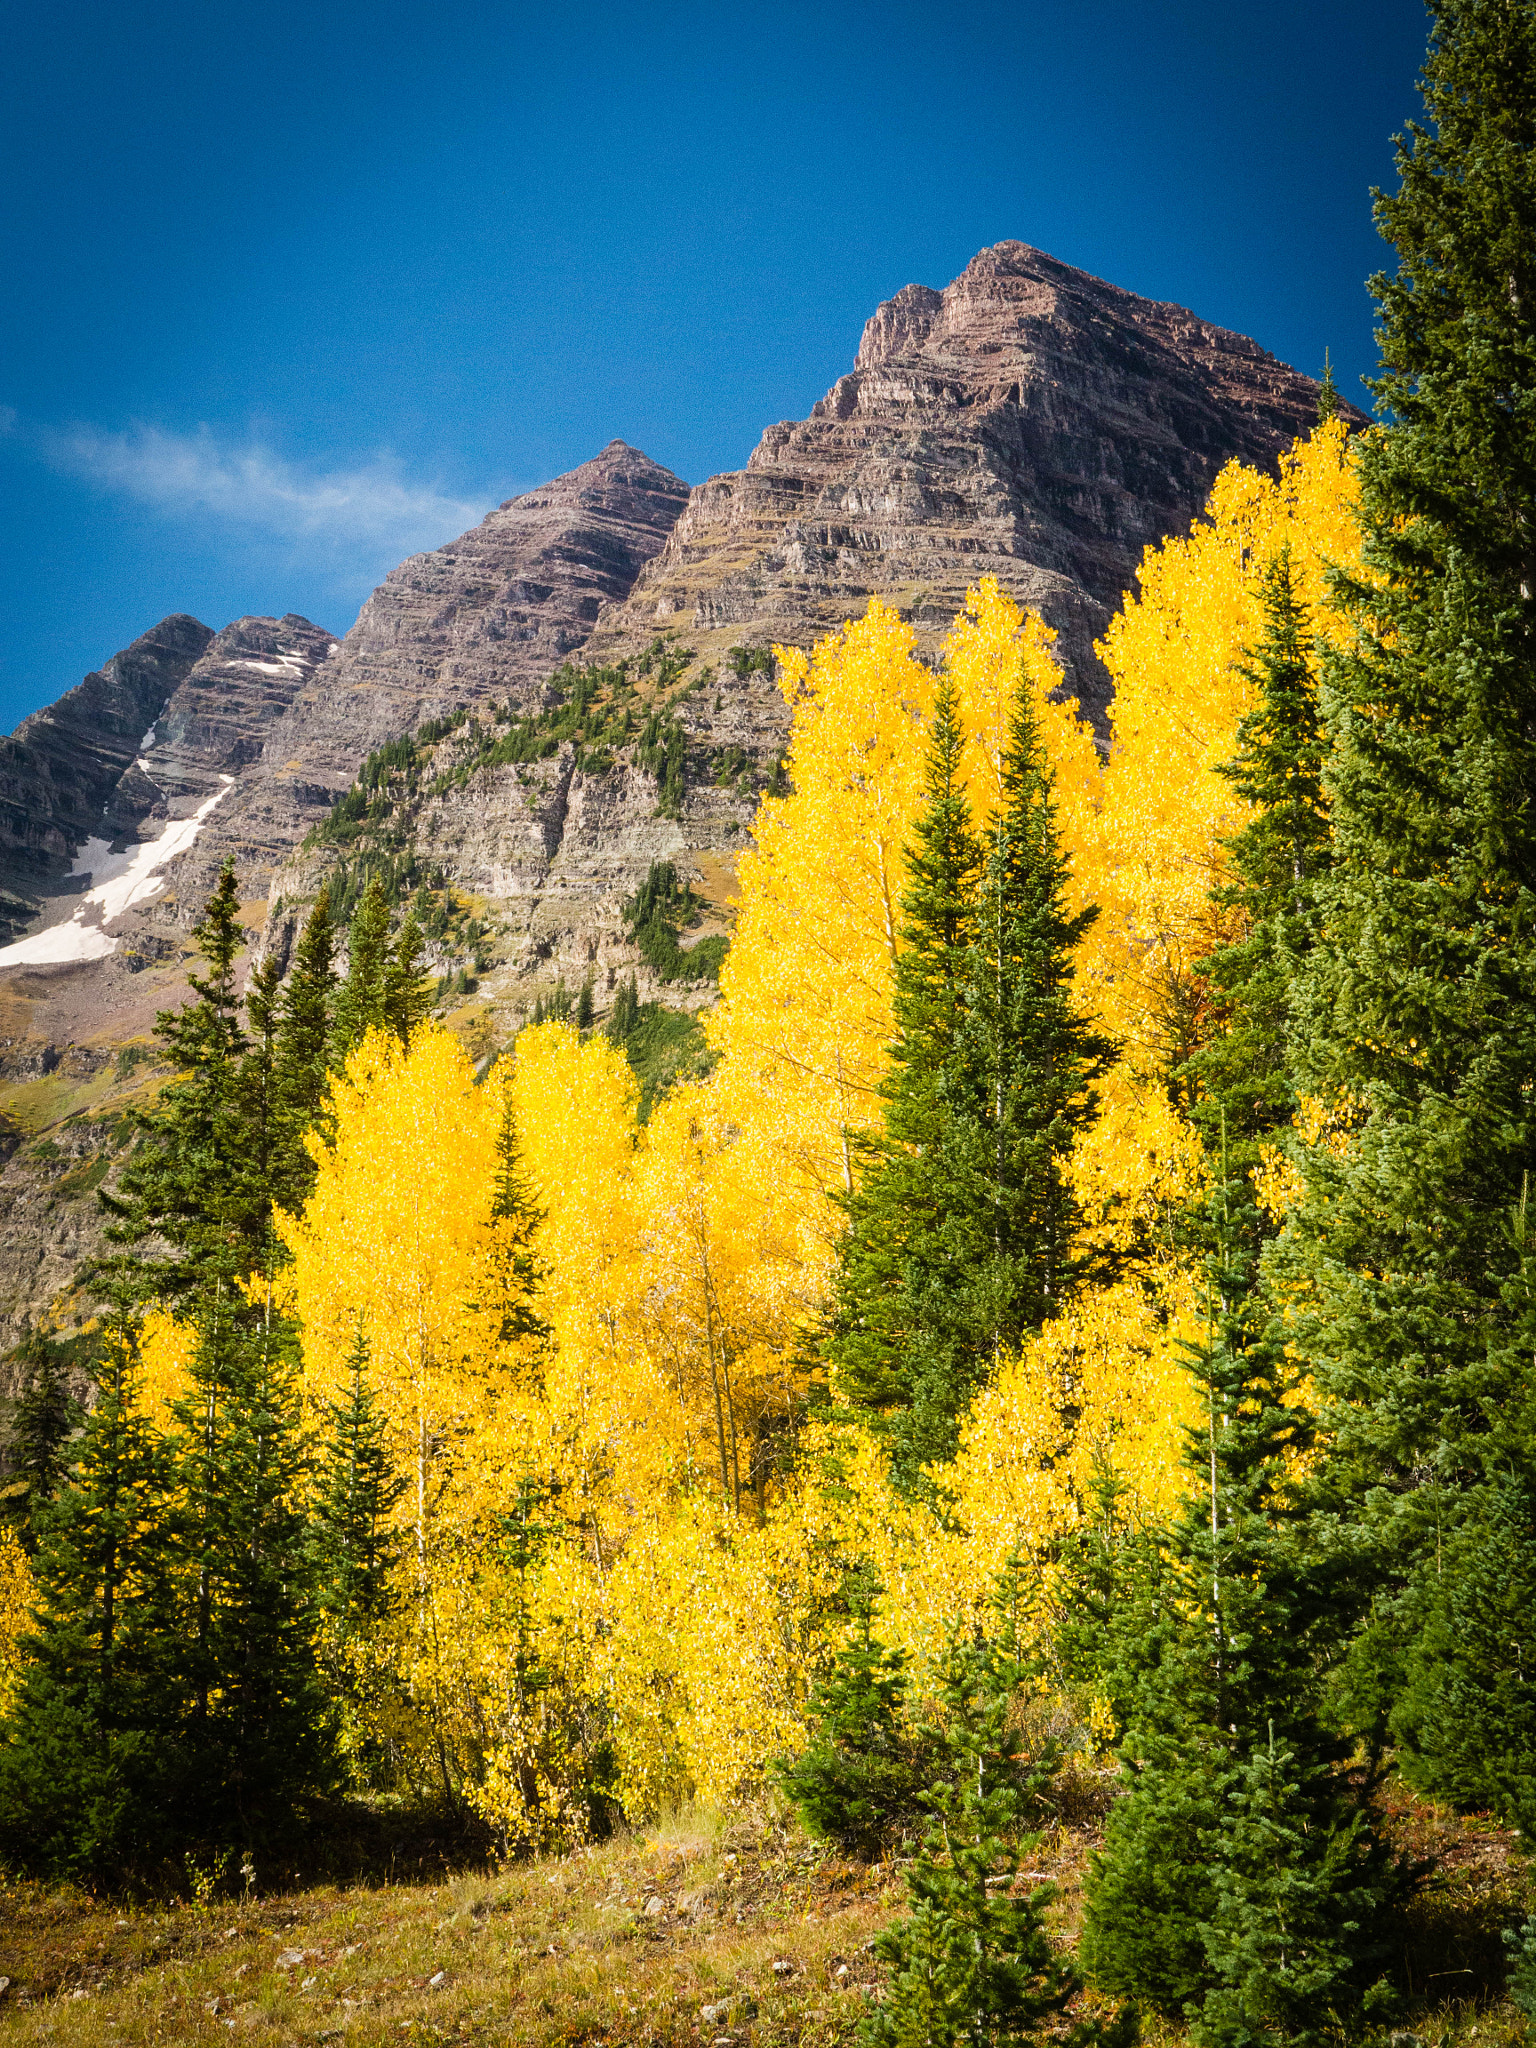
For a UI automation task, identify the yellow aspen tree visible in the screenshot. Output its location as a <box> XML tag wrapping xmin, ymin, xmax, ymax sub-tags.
<box><xmin>1086</xmin><ymin>421</ymin><xmax>1362</xmax><ymax>1079</ymax></box>
<box><xmin>592</xmin><ymin>1488</ymin><xmax>826</xmax><ymax>1815</ymax></box>
<box><xmin>709</xmin><ymin>600</ymin><xmax>934</xmax><ymax>1249</ymax></box>
<box><xmin>944</xmin><ymin>575</ymin><xmax>1103</xmax><ymax>914</ymax></box>
<box><xmin>502</xmin><ymin>1021</ymin><xmax>691</xmax><ymax>1555</ymax></box>
<box><xmin>279</xmin><ymin>1023</ymin><xmax>508</xmax><ymax>1556</ymax></box>
<box><xmin>634</xmin><ymin>1082</ymin><xmax>815</xmax><ymax>1518</ymax></box>
<box><xmin>1059</xmin><ymin>422</ymin><xmax>1364</xmax><ymax>1277</ymax></box>
<box><xmin>279</xmin><ymin>1022</ymin><xmax>519</xmax><ymax>1794</ymax></box>
<box><xmin>0</xmin><ymin>1526</ymin><xmax>35</xmax><ymax>1715</ymax></box>
<box><xmin>135</xmin><ymin>1308</ymin><xmax>200</xmax><ymax>1428</ymax></box>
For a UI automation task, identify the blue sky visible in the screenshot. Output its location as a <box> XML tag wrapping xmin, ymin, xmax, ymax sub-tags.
<box><xmin>1</xmin><ymin>0</ymin><xmax>1427</xmax><ymax>731</ymax></box>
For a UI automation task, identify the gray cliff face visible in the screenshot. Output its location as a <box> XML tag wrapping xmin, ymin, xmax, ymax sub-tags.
<box><xmin>115</xmin><ymin>614</ymin><xmax>342</xmax><ymax>916</ymax></box>
<box><xmin>191</xmin><ymin>440</ymin><xmax>693</xmax><ymax>892</ymax></box>
<box><xmin>267</xmin><ymin>654</ymin><xmax>772</xmax><ymax>1026</ymax></box>
<box><xmin>590</xmin><ymin>241</ymin><xmax>1349</xmax><ymax>718</ymax></box>
<box><xmin>0</xmin><ymin>615</ymin><xmax>214</xmax><ymax>936</ymax></box>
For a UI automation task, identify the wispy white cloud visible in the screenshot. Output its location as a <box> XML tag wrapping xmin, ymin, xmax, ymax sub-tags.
<box><xmin>37</xmin><ymin>419</ymin><xmax>495</xmax><ymax>564</ymax></box>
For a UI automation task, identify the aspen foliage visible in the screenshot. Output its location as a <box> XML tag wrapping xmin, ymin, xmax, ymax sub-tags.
<box><xmin>1085</xmin><ymin>420</ymin><xmax>1361</xmax><ymax>1085</ymax></box>
<box><xmin>1049</xmin><ymin>424</ymin><xmax>1364</xmax><ymax>1549</ymax></box>
<box><xmin>249</xmin><ymin>427</ymin><xmax>1366</xmax><ymax>1819</ymax></box>
<box><xmin>135</xmin><ymin>1308</ymin><xmax>200</xmax><ymax>1427</ymax></box>
<box><xmin>710</xmin><ymin>599</ymin><xmax>933</xmax><ymax>1247</ymax></box>
<box><xmin>0</xmin><ymin>1527</ymin><xmax>34</xmax><ymax>1716</ymax></box>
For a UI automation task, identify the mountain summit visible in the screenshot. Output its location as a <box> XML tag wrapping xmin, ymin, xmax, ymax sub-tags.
<box><xmin>591</xmin><ymin>241</ymin><xmax>1337</xmax><ymax>715</ymax></box>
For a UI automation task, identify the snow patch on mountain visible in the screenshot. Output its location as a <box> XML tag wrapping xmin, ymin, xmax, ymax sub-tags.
<box><xmin>0</xmin><ymin>778</ymin><xmax>235</xmax><ymax>967</ymax></box>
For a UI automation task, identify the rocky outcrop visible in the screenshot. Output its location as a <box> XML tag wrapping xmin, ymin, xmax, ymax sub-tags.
<box><xmin>111</xmin><ymin>613</ymin><xmax>342</xmax><ymax>918</ymax></box>
<box><xmin>0</xmin><ymin>614</ymin><xmax>338</xmax><ymax>974</ymax></box>
<box><xmin>104</xmin><ymin>614</ymin><xmax>339</xmax><ymax>837</ymax></box>
<box><xmin>590</xmin><ymin>241</ymin><xmax>1349</xmax><ymax>717</ymax></box>
<box><xmin>331</xmin><ymin>439</ymin><xmax>694</xmax><ymax>710</ymax></box>
<box><xmin>189</xmin><ymin>440</ymin><xmax>693</xmax><ymax>893</ymax></box>
<box><xmin>0</xmin><ymin>615</ymin><xmax>214</xmax><ymax>936</ymax></box>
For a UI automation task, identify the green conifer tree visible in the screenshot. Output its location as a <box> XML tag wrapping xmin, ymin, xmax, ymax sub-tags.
<box><xmin>332</xmin><ymin>880</ymin><xmax>433</xmax><ymax>1059</ymax></box>
<box><xmin>383</xmin><ymin>910</ymin><xmax>433</xmax><ymax>1047</ymax></box>
<box><xmin>1049</xmin><ymin>1460</ymin><xmax>1165</xmax><ymax>1741</ymax></box>
<box><xmin>331</xmin><ymin>878</ymin><xmax>392</xmax><ymax>1058</ymax></box>
<box><xmin>606</xmin><ymin>971</ymin><xmax>639</xmax><ymax>1045</ymax></box>
<box><xmin>959</xmin><ymin>673</ymin><xmax>1115</xmax><ymax>1338</ymax></box>
<box><xmin>311</xmin><ymin>1325</ymin><xmax>404</xmax><ymax>1638</ymax></box>
<box><xmin>308</xmin><ymin>1325</ymin><xmax>404</xmax><ymax>1786</ymax></box>
<box><xmin>0</xmin><ymin>1333</ymin><xmax>185</xmax><ymax>1878</ymax></box>
<box><xmin>829</xmin><ymin>667</ymin><xmax>1109</xmax><ymax>1490</ymax></box>
<box><xmin>1389</xmin><ymin>1179</ymin><xmax>1536</xmax><ymax>1830</ymax></box>
<box><xmin>102</xmin><ymin>860</ymin><xmax>268</xmax><ymax>1304</ymax></box>
<box><xmin>489</xmin><ymin>1090</ymin><xmax>549</xmax><ymax>1355</ymax></box>
<box><xmin>169</xmin><ymin>1295</ymin><xmax>334</xmax><ymax>1848</ymax></box>
<box><xmin>867</xmin><ymin>1567</ymin><xmax>1127</xmax><ymax>2048</ymax></box>
<box><xmin>1183</xmin><ymin>548</ymin><xmax>1331</xmax><ymax>1183</ymax></box>
<box><xmin>1316</xmin><ymin>350</ymin><xmax>1340</xmax><ymax>424</ymax></box>
<box><xmin>777</xmin><ymin>1571</ymin><xmax>929</xmax><ymax>1857</ymax></box>
<box><xmin>272</xmin><ymin>890</ymin><xmax>337</xmax><ymax>1209</ymax></box>
<box><xmin>1390</xmin><ymin>1472</ymin><xmax>1536</xmax><ymax>1834</ymax></box>
<box><xmin>238</xmin><ymin>949</ymin><xmax>285</xmax><ymax>1272</ymax></box>
<box><xmin>3</xmin><ymin>1329</ymin><xmax>82</xmax><ymax>1551</ymax></box>
<box><xmin>827</xmin><ymin>676</ymin><xmax>982</xmax><ymax>1482</ymax></box>
<box><xmin>576</xmin><ymin>972</ymin><xmax>595</xmax><ymax>1031</ymax></box>
<box><xmin>1276</xmin><ymin>0</ymin><xmax>1536</xmax><ymax>1724</ymax></box>
<box><xmin>1083</xmin><ymin>1167</ymin><xmax>1406</xmax><ymax>2043</ymax></box>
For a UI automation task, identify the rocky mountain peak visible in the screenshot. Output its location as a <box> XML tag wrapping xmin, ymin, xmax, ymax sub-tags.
<box><xmin>0</xmin><ymin>612</ymin><xmax>215</xmax><ymax>936</ymax></box>
<box><xmin>855</xmin><ymin>282</ymin><xmax>944</xmax><ymax>368</ymax></box>
<box><xmin>332</xmin><ymin>441</ymin><xmax>689</xmax><ymax>712</ymax></box>
<box><xmin>497</xmin><ymin>439</ymin><xmax>688</xmax><ymax>517</ymax></box>
<box><xmin>594</xmin><ymin>241</ymin><xmax>1344</xmax><ymax>716</ymax></box>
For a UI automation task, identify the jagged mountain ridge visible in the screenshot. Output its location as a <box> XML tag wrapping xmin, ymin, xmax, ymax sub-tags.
<box><xmin>186</xmin><ymin>441</ymin><xmax>695</xmax><ymax>911</ymax></box>
<box><xmin>0</xmin><ymin>239</ymin><xmax>1343</xmax><ymax>1348</ymax></box>
<box><xmin>0</xmin><ymin>614</ymin><xmax>214</xmax><ymax>940</ymax></box>
<box><xmin>264</xmin><ymin>244</ymin><xmax>1342</xmax><ymax>1023</ymax></box>
<box><xmin>0</xmin><ymin>615</ymin><xmax>340</xmax><ymax>981</ymax></box>
<box><xmin>588</xmin><ymin>241</ymin><xmax>1343</xmax><ymax>716</ymax></box>
<box><xmin>0</xmin><ymin>446</ymin><xmax>696</xmax><ymax>1347</ymax></box>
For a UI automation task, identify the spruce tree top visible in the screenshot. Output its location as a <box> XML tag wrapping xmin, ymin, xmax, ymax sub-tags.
<box><xmin>886</xmin><ymin>674</ymin><xmax>981</xmax><ymax>1105</ymax></box>
<box><xmin>1316</xmin><ymin>350</ymin><xmax>1341</xmax><ymax>424</ymax></box>
<box><xmin>1366</xmin><ymin>0</ymin><xmax>1536</xmax><ymax>593</ymax></box>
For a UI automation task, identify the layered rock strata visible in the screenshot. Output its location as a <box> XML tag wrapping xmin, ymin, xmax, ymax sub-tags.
<box><xmin>191</xmin><ymin>440</ymin><xmax>692</xmax><ymax>896</ymax></box>
<box><xmin>590</xmin><ymin>241</ymin><xmax>1346</xmax><ymax>718</ymax></box>
<box><xmin>0</xmin><ymin>614</ymin><xmax>214</xmax><ymax>937</ymax></box>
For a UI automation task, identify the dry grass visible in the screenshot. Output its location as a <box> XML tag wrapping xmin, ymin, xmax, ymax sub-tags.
<box><xmin>0</xmin><ymin>1792</ymin><xmax>1531</xmax><ymax>2047</ymax></box>
<box><xmin>0</xmin><ymin>1805</ymin><xmax>913</xmax><ymax>2047</ymax></box>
